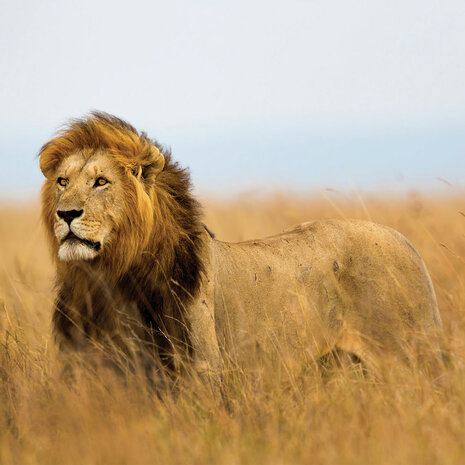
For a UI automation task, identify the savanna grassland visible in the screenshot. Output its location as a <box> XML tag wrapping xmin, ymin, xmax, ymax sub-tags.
<box><xmin>1</xmin><ymin>192</ymin><xmax>465</xmax><ymax>465</ymax></box>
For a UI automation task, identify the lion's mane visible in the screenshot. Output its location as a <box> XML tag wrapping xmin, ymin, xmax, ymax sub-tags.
<box><xmin>39</xmin><ymin>113</ymin><xmax>205</xmax><ymax>364</ymax></box>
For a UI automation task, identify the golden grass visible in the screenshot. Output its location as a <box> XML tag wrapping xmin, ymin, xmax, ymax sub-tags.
<box><xmin>1</xmin><ymin>192</ymin><xmax>465</xmax><ymax>464</ymax></box>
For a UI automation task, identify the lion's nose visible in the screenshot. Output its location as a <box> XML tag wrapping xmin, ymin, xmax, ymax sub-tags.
<box><xmin>57</xmin><ymin>209</ymin><xmax>84</xmax><ymax>225</ymax></box>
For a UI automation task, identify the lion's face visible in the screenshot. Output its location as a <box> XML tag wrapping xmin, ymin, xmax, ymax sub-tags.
<box><xmin>40</xmin><ymin>113</ymin><xmax>166</xmax><ymax>270</ymax></box>
<box><xmin>51</xmin><ymin>151</ymin><xmax>125</xmax><ymax>261</ymax></box>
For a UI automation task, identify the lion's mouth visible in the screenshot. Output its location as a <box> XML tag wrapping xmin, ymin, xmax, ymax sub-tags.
<box><xmin>63</xmin><ymin>232</ymin><xmax>101</xmax><ymax>251</ymax></box>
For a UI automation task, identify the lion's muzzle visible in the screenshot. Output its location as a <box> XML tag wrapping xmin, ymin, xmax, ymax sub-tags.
<box><xmin>55</xmin><ymin>209</ymin><xmax>104</xmax><ymax>261</ymax></box>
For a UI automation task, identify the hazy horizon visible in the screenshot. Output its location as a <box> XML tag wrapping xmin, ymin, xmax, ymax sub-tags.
<box><xmin>2</xmin><ymin>120</ymin><xmax>464</xmax><ymax>202</ymax></box>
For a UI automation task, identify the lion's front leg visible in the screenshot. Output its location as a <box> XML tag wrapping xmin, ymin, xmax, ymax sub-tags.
<box><xmin>186</xmin><ymin>280</ymin><xmax>223</xmax><ymax>395</ymax></box>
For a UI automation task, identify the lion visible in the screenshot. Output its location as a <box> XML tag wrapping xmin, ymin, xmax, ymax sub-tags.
<box><xmin>39</xmin><ymin>112</ymin><xmax>443</xmax><ymax>382</ymax></box>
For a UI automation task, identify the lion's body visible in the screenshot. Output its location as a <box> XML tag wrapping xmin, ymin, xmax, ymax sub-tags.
<box><xmin>194</xmin><ymin>220</ymin><xmax>441</xmax><ymax>373</ymax></box>
<box><xmin>39</xmin><ymin>113</ymin><xmax>442</xmax><ymax>381</ymax></box>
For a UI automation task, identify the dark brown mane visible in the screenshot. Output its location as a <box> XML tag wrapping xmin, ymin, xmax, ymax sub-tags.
<box><xmin>40</xmin><ymin>112</ymin><xmax>206</xmax><ymax>372</ymax></box>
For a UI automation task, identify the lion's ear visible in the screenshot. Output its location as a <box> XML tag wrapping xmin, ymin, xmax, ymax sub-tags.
<box><xmin>136</xmin><ymin>145</ymin><xmax>165</xmax><ymax>183</ymax></box>
<box><xmin>39</xmin><ymin>146</ymin><xmax>60</xmax><ymax>179</ymax></box>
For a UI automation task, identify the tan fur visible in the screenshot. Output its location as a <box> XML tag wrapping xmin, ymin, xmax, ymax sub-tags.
<box><xmin>39</xmin><ymin>113</ymin><xmax>442</xmax><ymax>381</ymax></box>
<box><xmin>201</xmin><ymin>221</ymin><xmax>442</xmax><ymax>375</ymax></box>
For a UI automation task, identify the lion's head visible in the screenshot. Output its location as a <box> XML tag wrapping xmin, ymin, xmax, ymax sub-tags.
<box><xmin>39</xmin><ymin>112</ymin><xmax>203</xmax><ymax>284</ymax></box>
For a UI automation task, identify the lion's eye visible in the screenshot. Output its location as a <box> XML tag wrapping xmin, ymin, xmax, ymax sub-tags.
<box><xmin>94</xmin><ymin>177</ymin><xmax>109</xmax><ymax>187</ymax></box>
<box><xmin>57</xmin><ymin>177</ymin><xmax>68</xmax><ymax>187</ymax></box>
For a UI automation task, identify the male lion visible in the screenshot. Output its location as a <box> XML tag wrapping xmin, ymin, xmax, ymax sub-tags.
<box><xmin>39</xmin><ymin>112</ymin><xmax>442</xmax><ymax>382</ymax></box>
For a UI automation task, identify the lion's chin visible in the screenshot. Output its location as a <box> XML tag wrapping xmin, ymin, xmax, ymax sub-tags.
<box><xmin>58</xmin><ymin>240</ymin><xmax>100</xmax><ymax>261</ymax></box>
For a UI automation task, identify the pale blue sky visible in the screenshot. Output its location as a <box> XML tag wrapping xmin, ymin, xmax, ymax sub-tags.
<box><xmin>1</xmin><ymin>0</ymin><xmax>465</xmax><ymax>199</ymax></box>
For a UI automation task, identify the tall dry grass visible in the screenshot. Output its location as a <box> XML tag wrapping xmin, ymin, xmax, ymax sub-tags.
<box><xmin>1</xmin><ymin>191</ymin><xmax>465</xmax><ymax>464</ymax></box>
